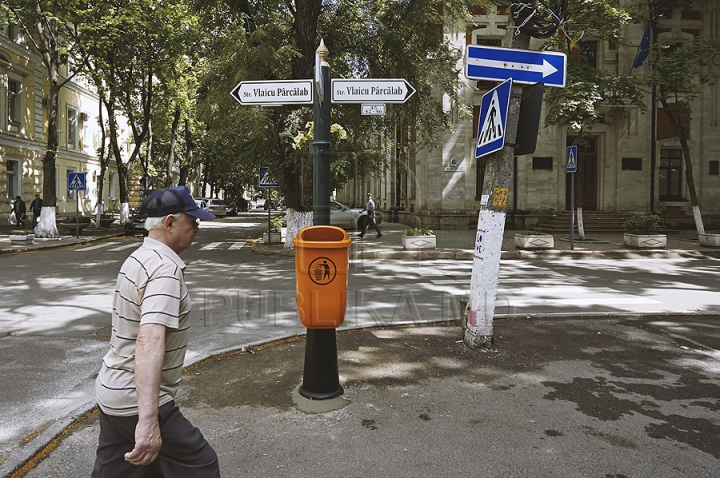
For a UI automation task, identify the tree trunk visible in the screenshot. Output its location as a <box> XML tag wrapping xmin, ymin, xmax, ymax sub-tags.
<box><xmin>167</xmin><ymin>108</ymin><xmax>181</xmax><ymax>187</ymax></box>
<box><xmin>659</xmin><ymin>96</ymin><xmax>704</xmax><ymax>234</ymax></box>
<box><xmin>179</xmin><ymin>118</ymin><xmax>193</xmax><ymax>187</ymax></box>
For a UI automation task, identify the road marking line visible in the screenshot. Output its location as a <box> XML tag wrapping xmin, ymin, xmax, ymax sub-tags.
<box><xmin>108</xmin><ymin>243</ymin><xmax>139</xmax><ymax>252</ymax></box>
<box><xmin>200</xmin><ymin>242</ymin><xmax>224</xmax><ymax>250</ymax></box>
<box><xmin>74</xmin><ymin>243</ymin><xmax>113</xmax><ymax>251</ymax></box>
<box><xmin>228</xmin><ymin>241</ymin><xmax>247</xmax><ymax>250</ymax></box>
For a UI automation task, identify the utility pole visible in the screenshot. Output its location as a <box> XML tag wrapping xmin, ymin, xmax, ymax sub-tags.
<box><xmin>465</xmin><ymin>30</ymin><xmax>531</xmax><ymax>348</ymax></box>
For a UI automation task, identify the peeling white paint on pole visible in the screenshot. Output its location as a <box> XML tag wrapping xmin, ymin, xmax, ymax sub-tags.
<box><xmin>465</xmin><ymin>209</ymin><xmax>505</xmax><ymax>347</ymax></box>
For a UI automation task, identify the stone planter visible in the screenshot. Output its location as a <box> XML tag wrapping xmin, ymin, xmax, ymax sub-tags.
<box><xmin>57</xmin><ymin>222</ymin><xmax>90</xmax><ymax>235</ymax></box>
<box><xmin>698</xmin><ymin>233</ymin><xmax>720</xmax><ymax>248</ymax></box>
<box><xmin>514</xmin><ymin>234</ymin><xmax>554</xmax><ymax>250</ymax></box>
<box><xmin>95</xmin><ymin>218</ymin><xmax>117</xmax><ymax>228</ymax></box>
<box><xmin>623</xmin><ymin>233</ymin><xmax>667</xmax><ymax>249</ymax></box>
<box><xmin>9</xmin><ymin>234</ymin><xmax>35</xmax><ymax>245</ymax></box>
<box><xmin>263</xmin><ymin>232</ymin><xmax>283</xmax><ymax>244</ymax></box>
<box><xmin>402</xmin><ymin>234</ymin><xmax>437</xmax><ymax>250</ymax></box>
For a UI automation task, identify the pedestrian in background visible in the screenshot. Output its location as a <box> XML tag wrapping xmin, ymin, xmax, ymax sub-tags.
<box><xmin>11</xmin><ymin>195</ymin><xmax>26</xmax><ymax>229</ymax></box>
<box><xmin>359</xmin><ymin>192</ymin><xmax>382</xmax><ymax>239</ymax></box>
<box><xmin>30</xmin><ymin>194</ymin><xmax>42</xmax><ymax>228</ymax></box>
<box><xmin>92</xmin><ymin>186</ymin><xmax>220</xmax><ymax>478</ymax></box>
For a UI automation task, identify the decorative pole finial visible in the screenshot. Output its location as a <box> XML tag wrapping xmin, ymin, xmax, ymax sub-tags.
<box><xmin>317</xmin><ymin>38</ymin><xmax>329</xmax><ymax>66</ymax></box>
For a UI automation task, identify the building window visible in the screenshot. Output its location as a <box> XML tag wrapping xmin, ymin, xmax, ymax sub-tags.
<box><xmin>532</xmin><ymin>157</ymin><xmax>553</xmax><ymax>170</ymax></box>
<box><xmin>66</xmin><ymin>167</ymin><xmax>77</xmax><ymax>201</ymax></box>
<box><xmin>6</xmin><ymin>159</ymin><xmax>20</xmax><ymax>198</ymax></box>
<box><xmin>7</xmin><ymin>75</ymin><xmax>23</xmax><ymax>131</ymax></box>
<box><xmin>579</xmin><ymin>41</ymin><xmax>598</xmax><ymax>68</ymax></box>
<box><xmin>622</xmin><ymin>158</ymin><xmax>642</xmax><ymax>171</ymax></box>
<box><xmin>67</xmin><ymin>105</ymin><xmax>78</xmax><ymax>149</ymax></box>
<box><xmin>710</xmin><ymin>161</ymin><xmax>719</xmax><ymax>176</ymax></box>
<box><xmin>659</xmin><ymin>149</ymin><xmax>682</xmax><ymax>200</ymax></box>
<box><xmin>109</xmin><ymin>172</ymin><xmax>116</xmax><ymax>200</ymax></box>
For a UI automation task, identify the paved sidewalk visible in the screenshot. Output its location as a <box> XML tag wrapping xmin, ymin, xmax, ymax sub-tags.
<box><xmin>17</xmin><ymin>317</ymin><xmax>720</xmax><ymax>477</ymax></box>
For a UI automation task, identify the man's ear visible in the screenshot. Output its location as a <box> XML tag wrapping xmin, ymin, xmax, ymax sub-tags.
<box><xmin>163</xmin><ymin>214</ymin><xmax>175</xmax><ymax>230</ymax></box>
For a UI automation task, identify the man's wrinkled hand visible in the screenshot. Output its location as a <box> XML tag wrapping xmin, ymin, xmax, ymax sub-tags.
<box><xmin>124</xmin><ymin>418</ymin><xmax>162</xmax><ymax>466</ymax></box>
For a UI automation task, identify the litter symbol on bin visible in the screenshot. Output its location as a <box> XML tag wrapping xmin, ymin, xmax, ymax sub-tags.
<box><xmin>308</xmin><ymin>257</ymin><xmax>337</xmax><ymax>285</ymax></box>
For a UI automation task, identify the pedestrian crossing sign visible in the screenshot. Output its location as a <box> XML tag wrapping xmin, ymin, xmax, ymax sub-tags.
<box><xmin>68</xmin><ymin>172</ymin><xmax>86</xmax><ymax>191</ymax></box>
<box><xmin>475</xmin><ymin>78</ymin><xmax>512</xmax><ymax>158</ymax></box>
<box><xmin>259</xmin><ymin>167</ymin><xmax>278</xmax><ymax>188</ymax></box>
<box><xmin>566</xmin><ymin>145</ymin><xmax>578</xmax><ymax>173</ymax></box>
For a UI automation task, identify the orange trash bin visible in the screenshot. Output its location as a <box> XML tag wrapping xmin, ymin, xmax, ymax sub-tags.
<box><xmin>293</xmin><ymin>225</ymin><xmax>352</xmax><ymax>329</ymax></box>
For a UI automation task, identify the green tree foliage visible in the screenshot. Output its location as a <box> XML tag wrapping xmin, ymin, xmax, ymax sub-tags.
<box><xmin>192</xmin><ymin>0</ymin><xmax>476</xmax><ymax>210</ymax></box>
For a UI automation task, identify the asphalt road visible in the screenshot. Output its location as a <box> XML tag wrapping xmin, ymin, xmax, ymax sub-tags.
<box><xmin>2</xmin><ymin>213</ymin><xmax>720</xmax><ymax>476</ymax></box>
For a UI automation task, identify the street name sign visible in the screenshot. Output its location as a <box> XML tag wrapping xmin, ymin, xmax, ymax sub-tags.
<box><xmin>231</xmin><ymin>80</ymin><xmax>313</xmax><ymax>106</ymax></box>
<box><xmin>331</xmin><ymin>78</ymin><xmax>415</xmax><ymax>104</ymax></box>
<box><xmin>68</xmin><ymin>172</ymin><xmax>86</xmax><ymax>191</ymax></box>
<box><xmin>475</xmin><ymin>79</ymin><xmax>512</xmax><ymax>158</ymax></box>
<box><xmin>566</xmin><ymin>145</ymin><xmax>578</xmax><ymax>173</ymax></box>
<box><xmin>465</xmin><ymin>45</ymin><xmax>567</xmax><ymax>88</ymax></box>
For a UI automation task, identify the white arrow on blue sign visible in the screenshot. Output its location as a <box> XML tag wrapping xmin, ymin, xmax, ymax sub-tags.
<box><xmin>566</xmin><ymin>145</ymin><xmax>578</xmax><ymax>173</ymax></box>
<box><xmin>475</xmin><ymin>79</ymin><xmax>512</xmax><ymax>159</ymax></box>
<box><xmin>68</xmin><ymin>172</ymin><xmax>86</xmax><ymax>191</ymax></box>
<box><xmin>465</xmin><ymin>45</ymin><xmax>567</xmax><ymax>88</ymax></box>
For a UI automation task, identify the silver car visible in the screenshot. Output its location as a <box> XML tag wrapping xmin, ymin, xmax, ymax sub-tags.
<box><xmin>203</xmin><ymin>198</ymin><xmax>227</xmax><ymax>216</ymax></box>
<box><xmin>330</xmin><ymin>200</ymin><xmax>382</xmax><ymax>229</ymax></box>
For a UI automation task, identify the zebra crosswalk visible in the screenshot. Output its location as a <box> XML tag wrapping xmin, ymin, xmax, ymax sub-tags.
<box><xmin>74</xmin><ymin>240</ymin><xmax>250</xmax><ymax>252</ymax></box>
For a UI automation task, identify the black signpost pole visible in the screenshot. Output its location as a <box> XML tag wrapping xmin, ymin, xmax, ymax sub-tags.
<box><xmin>300</xmin><ymin>40</ymin><xmax>343</xmax><ymax>401</ymax></box>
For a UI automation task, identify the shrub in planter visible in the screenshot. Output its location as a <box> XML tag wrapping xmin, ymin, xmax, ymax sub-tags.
<box><xmin>403</xmin><ymin>227</ymin><xmax>434</xmax><ymax>236</ymax></box>
<box><xmin>623</xmin><ymin>214</ymin><xmax>666</xmax><ymax>248</ymax></box>
<box><xmin>623</xmin><ymin>214</ymin><xmax>660</xmax><ymax>234</ymax></box>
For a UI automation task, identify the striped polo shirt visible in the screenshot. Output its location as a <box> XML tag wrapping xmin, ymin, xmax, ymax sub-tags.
<box><xmin>95</xmin><ymin>237</ymin><xmax>191</xmax><ymax>417</ymax></box>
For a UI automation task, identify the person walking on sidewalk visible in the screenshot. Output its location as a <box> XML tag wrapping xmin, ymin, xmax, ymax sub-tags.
<box><xmin>359</xmin><ymin>192</ymin><xmax>382</xmax><ymax>239</ymax></box>
<box><xmin>92</xmin><ymin>186</ymin><xmax>220</xmax><ymax>478</ymax></box>
<box><xmin>30</xmin><ymin>194</ymin><xmax>42</xmax><ymax>228</ymax></box>
<box><xmin>11</xmin><ymin>195</ymin><xmax>26</xmax><ymax>229</ymax></box>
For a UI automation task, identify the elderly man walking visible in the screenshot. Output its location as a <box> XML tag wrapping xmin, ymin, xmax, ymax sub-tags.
<box><xmin>92</xmin><ymin>186</ymin><xmax>221</xmax><ymax>478</ymax></box>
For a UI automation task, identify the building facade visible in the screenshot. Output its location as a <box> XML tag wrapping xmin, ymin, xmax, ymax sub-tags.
<box><xmin>337</xmin><ymin>2</ymin><xmax>720</xmax><ymax>231</ymax></box>
<box><xmin>1</xmin><ymin>22</ymin><xmax>121</xmax><ymax>224</ymax></box>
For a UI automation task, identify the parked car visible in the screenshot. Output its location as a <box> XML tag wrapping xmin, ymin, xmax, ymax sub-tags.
<box><xmin>225</xmin><ymin>201</ymin><xmax>238</xmax><ymax>216</ymax></box>
<box><xmin>124</xmin><ymin>206</ymin><xmax>149</xmax><ymax>236</ymax></box>
<box><xmin>247</xmin><ymin>199</ymin><xmax>256</xmax><ymax>210</ymax></box>
<box><xmin>255</xmin><ymin>198</ymin><xmax>266</xmax><ymax>209</ymax></box>
<box><xmin>330</xmin><ymin>200</ymin><xmax>382</xmax><ymax>229</ymax></box>
<box><xmin>203</xmin><ymin>198</ymin><xmax>227</xmax><ymax>216</ymax></box>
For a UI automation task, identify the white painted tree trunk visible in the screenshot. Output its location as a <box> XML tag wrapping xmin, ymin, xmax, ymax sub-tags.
<box><xmin>576</xmin><ymin>207</ymin><xmax>585</xmax><ymax>240</ymax></box>
<box><xmin>34</xmin><ymin>206</ymin><xmax>59</xmax><ymax>238</ymax></box>
<box><xmin>284</xmin><ymin>209</ymin><xmax>313</xmax><ymax>249</ymax></box>
<box><xmin>466</xmin><ymin>209</ymin><xmax>505</xmax><ymax>346</ymax></box>
<box><xmin>120</xmin><ymin>203</ymin><xmax>130</xmax><ymax>224</ymax></box>
<box><xmin>692</xmin><ymin>205</ymin><xmax>705</xmax><ymax>235</ymax></box>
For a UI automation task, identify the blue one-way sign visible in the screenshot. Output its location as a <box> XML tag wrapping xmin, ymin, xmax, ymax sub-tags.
<box><xmin>465</xmin><ymin>45</ymin><xmax>567</xmax><ymax>88</ymax></box>
<box><xmin>475</xmin><ymin>79</ymin><xmax>512</xmax><ymax>158</ymax></box>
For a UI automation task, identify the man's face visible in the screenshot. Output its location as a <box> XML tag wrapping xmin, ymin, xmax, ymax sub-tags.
<box><xmin>166</xmin><ymin>212</ymin><xmax>199</xmax><ymax>254</ymax></box>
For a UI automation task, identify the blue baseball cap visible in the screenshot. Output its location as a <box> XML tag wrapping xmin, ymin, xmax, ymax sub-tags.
<box><xmin>142</xmin><ymin>186</ymin><xmax>215</xmax><ymax>220</ymax></box>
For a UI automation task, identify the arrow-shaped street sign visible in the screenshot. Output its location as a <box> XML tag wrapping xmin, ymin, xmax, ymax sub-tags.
<box><xmin>331</xmin><ymin>78</ymin><xmax>415</xmax><ymax>104</ymax></box>
<box><xmin>465</xmin><ymin>45</ymin><xmax>567</xmax><ymax>88</ymax></box>
<box><xmin>231</xmin><ymin>80</ymin><xmax>313</xmax><ymax>106</ymax></box>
